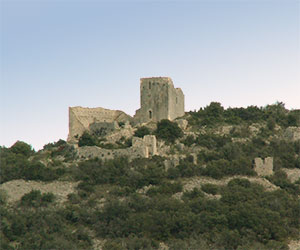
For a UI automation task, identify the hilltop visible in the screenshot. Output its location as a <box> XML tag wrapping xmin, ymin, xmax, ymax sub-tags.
<box><xmin>1</xmin><ymin>102</ymin><xmax>300</xmax><ymax>250</ymax></box>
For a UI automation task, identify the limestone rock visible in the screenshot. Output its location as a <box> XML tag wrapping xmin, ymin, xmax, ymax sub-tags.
<box><xmin>175</xmin><ymin>119</ymin><xmax>188</xmax><ymax>130</ymax></box>
<box><xmin>0</xmin><ymin>179</ymin><xmax>78</xmax><ymax>203</ymax></box>
<box><xmin>284</xmin><ymin>126</ymin><xmax>300</xmax><ymax>141</ymax></box>
<box><xmin>282</xmin><ymin>168</ymin><xmax>300</xmax><ymax>183</ymax></box>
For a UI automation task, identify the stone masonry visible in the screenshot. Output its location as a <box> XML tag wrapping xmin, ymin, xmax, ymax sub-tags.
<box><xmin>254</xmin><ymin>157</ymin><xmax>273</xmax><ymax>177</ymax></box>
<box><xmin>68</xmin><ymin>77</ymin><xmax>185</xmax><ymax>143</ymax></box>
<box><xmin>77</xmin><ymin>135</ymin><xmax>157</xmax><ymax>161</ymax></box>
<box><xmin>68</xmin><ymin>106</ymin><xmax>132</xmax><ymax>143</ymax></box>
<box><xmin>134</xmin><ymin>77</ymin><xmax>184</xmax><ymax>123</ymax></box>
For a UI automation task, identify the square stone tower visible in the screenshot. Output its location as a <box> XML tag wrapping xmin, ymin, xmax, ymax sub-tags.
<box><xmin>134</xmin><ymin>77</ymin><xmax>184</xmax><ymax>123</ymax></box>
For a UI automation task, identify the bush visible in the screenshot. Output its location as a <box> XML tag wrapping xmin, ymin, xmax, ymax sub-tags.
<box><xmin>146</xmin><ymin>181</ymin><xmax>183</xmax><ymax>197</ymax></box>
<box><xmin>21</xmin><ymin>190</ymin><xmax>55</xmax><ymax>207</ymax></box>
<box><xmin>10</xmin><ymin>141</ymin><xmax>34</xmax><ymax>157</ymax></box>
<box><xmin>23</xmin><ymin>162</ymin><xmax>65</xmax><ymax>182</ymax></box>
<box><xmin>155</xmin><ymin>119</ymin><xmax>183</xmax><ymax>143</ymax></box>
<box><xmin>78</xmin><ymin>131</ymin><xmax>97</xmax><ymax>147</ymax></box>
<box><xmin>201</xmin><ymin>184</ymin><xmax>219</xmax><ymax>195</ymax></box>
<box><xmin>134</xmin><ymin>126</ymin><xmax>151</xmax><ymax>138</ymax></box>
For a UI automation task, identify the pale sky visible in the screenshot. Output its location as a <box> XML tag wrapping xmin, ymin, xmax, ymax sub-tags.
<box><xmin>1</xmin><ymin>0</ymin><xmax>299</xmax><ymax>150</ymax></box>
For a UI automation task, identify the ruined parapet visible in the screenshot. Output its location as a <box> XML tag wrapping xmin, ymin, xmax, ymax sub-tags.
<box><xmin>132</xmin><ymin>137</ymin><xmax>149</xmax><ymax>158</ymax></box>
<box><xmin>77</xmin><ymin>135</ymin><xmax>158</xmax><ymax>161</ymax></box>
<box><xmin>68</xmin><ymin>106</ymin><xmax>132</xmax><ymax>143</ymax></box>
<box><xmin>132</xmin><ymin>135</ymin><xmax>157</xmax><ymax>157</ymax></box>
<box><xmin>134</xmin><ymin>77</ymin><xmax>184</xmax><ymax>124</ymax></box>
<box><xmin>143</xmin><ymin>135</ymin><xmax>157</xmax><ymax>156</ymax></box>
<box><xmin>77</xmin><ymin>144</ymin><xmax>148</xmax><ymax>161</ymax></box>
<box><xmin>284</xmin><ymin>127</ymin><xmax>300</xmax><ymax>141</ymax></box>
<box><xmin>254</xmin><ymin>157</ymin><xmax>273</xmax><ymax>176</ymax></box>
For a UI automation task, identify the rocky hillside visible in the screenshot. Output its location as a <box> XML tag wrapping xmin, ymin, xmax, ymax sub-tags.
<box><xmin>1</xmin><ymin>102</ymin><xmax>300</xmax><ymax>250</ymax></box>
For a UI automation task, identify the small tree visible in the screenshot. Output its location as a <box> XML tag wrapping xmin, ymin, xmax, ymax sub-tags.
<box><xmin>10</xmin><ymin>141</ymin><xmax>33</xmax><ymax>157</ymax></box>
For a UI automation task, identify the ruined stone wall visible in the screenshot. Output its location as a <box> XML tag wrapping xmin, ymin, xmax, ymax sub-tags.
<box><xmin>134</xmin><ymin>77</ymin><xmax>185</xmax><ymax>123</ymax></box>
<box><xmin>254</xmin><ymin>157</ymin><xmax>273</xmax><ymax>176</ymax></box>
<box><xmin>68</xmin><ymin>106</ymin><xmax>132</xmax><ymax>143</ymax></box>
<box><xmin>77</xmin><ymin>135</ymin><xmax>157</xmax><ymax>161</ymax></box>
<box><xmin>168</xmin><ymin>86</ymin><xmax>185</xmax><ymax>120</ymax></box>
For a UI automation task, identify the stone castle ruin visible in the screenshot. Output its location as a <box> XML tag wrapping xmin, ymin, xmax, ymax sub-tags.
<box><xmin>134</xmin><ymin>77</ymin><xmax>184</xmax><ymax>123</ymax></box>
<box><xmin>67</xmin><ymin>77</ymin><xmax>185</xmax><ymax>160</ymax></box>
<box><xmin>68</xmin><ymin>77</ymin><xmax>184</xmax><ymax>143</ymax></box>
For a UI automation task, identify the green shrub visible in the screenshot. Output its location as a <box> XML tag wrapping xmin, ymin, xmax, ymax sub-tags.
<box><xmin>10</xmin><ymin>141</ymin><xmax>34</xmax><ymax>157</ymax></box>
<box><xmin>21</xmin><ymin>190</ymin><xmax>55</xmax><ymax>207</ymax></box>
<box><xmin>155</xmin><ymin>119</ymin><xmax>183</xmax><ymax>143</ymax></box>
<box><xmin>182</xmin><ymin>188</ymin><xmax>205</xmax><ymax>200</ymax></box>
<box><xmin>201</xmin><ymin>184</ymin><xmax>219</xmax><ymax>195</ymax></box>
<box><xmin>146</xmin><ymin>181</ymin><xmax>183</xmax><ymax>197</ymax></box>
<box><xmin>78</xmin><ymin>131</ymin><xmax>97</xmax><ymax>147</ymax></box>
<box><xmin>134</xmin><ymin>126</ymin><xmax>151</xmax><ymax>138</ymax></box>
<box><xmin>267</xmin><ymin>171</ymin><xmax>300</xmax><ymax>195</ymax></box>
<box><xmin>181</xmin><ymin>135</ymin><xmax>195</xmax><ymax>146</ymax></box>
<box><xmin>77</xmin><ymin>182</ymin><xmax>95</xmax><ymax>193</ymax></box>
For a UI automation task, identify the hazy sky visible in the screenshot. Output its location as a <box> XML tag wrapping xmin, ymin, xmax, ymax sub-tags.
<box><xmin>1</xmin><ymin>0</ymin><xmax>299</xmax><ymax>150</ymax></box>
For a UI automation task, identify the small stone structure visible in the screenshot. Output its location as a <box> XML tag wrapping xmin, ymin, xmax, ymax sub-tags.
<box><xmin>77</xmin><ymin>135</ymin><xmax>157</xmax><ymax>161</ymax></box>
<box><xmin>134</xmin><ymin>77</ymin><xmax>184</xmax><ymax>123</ymax></box>
<box><xmin>253</xmin><ymin>157</ymin><xmax>273</xmax><ymax>176</ymax></box>
<box><xmin>68</xmin><ymin>77</ymin><xmax>185</xmax><ymax>143</ymax></box>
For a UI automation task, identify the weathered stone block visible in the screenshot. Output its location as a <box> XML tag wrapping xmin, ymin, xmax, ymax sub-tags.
<box><xmin>254</xmin><ymin>157</ymin><xmax>273</xmax><ymax>176</ymax></box>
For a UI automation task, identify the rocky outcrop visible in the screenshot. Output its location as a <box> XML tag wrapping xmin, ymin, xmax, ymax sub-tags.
<box><xmin>282</xmin><ymin>168</ymin><xmax>300</xmax><ymax>183</ymax></box>
<box><xmin>284</xmin><ymin>127</ymin><xmax>300</xmax><ymax>141</ymax></box>
<box><xmin>0</xmin><ymin>180</ymin><xmax>78</xmax><ymax>203</ymax></box>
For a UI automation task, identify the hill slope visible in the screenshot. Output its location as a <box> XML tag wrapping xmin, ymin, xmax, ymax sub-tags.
<box><xmin>1</xmin><ymin>102</ymin><xmax>300</xmax><ymax>250</ymax></box>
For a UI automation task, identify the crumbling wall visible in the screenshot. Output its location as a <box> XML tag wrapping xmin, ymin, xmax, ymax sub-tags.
<box><xmin>77</xmin><ymin>135</ymin><xmax>157</xmax><ymax>161</ymax></box>
<box><xmin>68</xmin><ymin>106</ymin><xmax>132</xmax><ymax>143</ymax></box>
<box><xmin>254</xmin><ymin>157</ymin><xmax>273</xmax><ymax>176</ymax></box>
<box><xmin>89</xmin><ymin>121</ymin><xmax>119</xmax><ymax>137</ymax></box>
<box><xmin>168</xmin><ymin>86</ymin><xmax>185</xmax><ymax>121</ymax></box>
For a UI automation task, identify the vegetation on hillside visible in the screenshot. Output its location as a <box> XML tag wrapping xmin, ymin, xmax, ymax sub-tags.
<box><xmin>188</xmin><ymin>101</ymin><xmax>300</xmax><ymax>127</ymax></box>
<box><xmin>0</xmin><ymin>102</ymin><xmax>299</xmax><ymax>249</ymax></box>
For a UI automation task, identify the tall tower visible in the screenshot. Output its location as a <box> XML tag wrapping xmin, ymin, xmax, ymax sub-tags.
<box><xmin>134</xmin><ymin>77</ymin><xmax>184</xmax><ymax>123</ymax></box>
